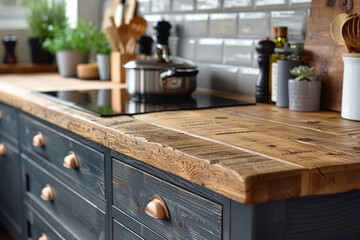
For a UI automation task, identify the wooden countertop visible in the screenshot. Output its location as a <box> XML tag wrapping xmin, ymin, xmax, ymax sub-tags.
<box><xmin>1</xmin><ymin>73</ymin><xmax>359</xmax><ymax>204</ymax></box>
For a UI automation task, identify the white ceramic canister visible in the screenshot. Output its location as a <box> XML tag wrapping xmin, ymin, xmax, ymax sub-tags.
<box><xmin>342</xmin><ymin>53</ymin><xmax>360</xmax><ymax>121</ymax></box>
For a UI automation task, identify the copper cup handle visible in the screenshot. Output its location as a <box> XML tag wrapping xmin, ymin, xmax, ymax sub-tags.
<box><xmin>63</xmin><ymin>151</ymin><xmax>79</xmax><ymax>169</ymax></box>
<box><xmin>40</xmin><ymin>184</ymin><xmax>54</xmax><ymax>201</ymax></box>
<box><xmin>145</xmin><ymin>195</ymin><xmax>170</xmax><ymax>219</ymax></box>
<box><xmin>32</xmin><ymin>132</ymin><xmax>45</xmax><ymax>147</ymax></box>
<box><xmin>0</xmin><ymin>143</ymin><xmax>5</xmax><ymax>156</ymax></box>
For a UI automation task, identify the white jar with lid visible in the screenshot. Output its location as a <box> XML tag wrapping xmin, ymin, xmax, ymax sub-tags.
<box><xmin>342</xmin><ymin>53</ymin><xmax>360</xmax><ymax>121</ymax></box>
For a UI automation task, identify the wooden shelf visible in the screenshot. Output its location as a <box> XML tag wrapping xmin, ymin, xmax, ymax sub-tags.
<box><xmin>0</xmin><ymin>64</ymin><xmax>57</xmax><ymax>74</ymax></box>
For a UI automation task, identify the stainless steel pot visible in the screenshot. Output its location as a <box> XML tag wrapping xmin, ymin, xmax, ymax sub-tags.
<box><xmin>124</xmin><ymin>57</ymin><xmax>198</xmax><ymax>98</ymax></box>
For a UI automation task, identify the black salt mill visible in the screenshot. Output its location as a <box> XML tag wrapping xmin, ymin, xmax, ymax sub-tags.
<box><xmin>2</xmin><ymin>35</ymin><xmax>17</xmax><ymax>64</ymax></box>
<box><xmin>255</xmin><ymin>37</ymin><xmax>275</xmax><ymax>103</ymax></box>
<box><xmin>154</xmin><ymin>20</ymin><xmax>172</xmax><ymax>57</ymax></box>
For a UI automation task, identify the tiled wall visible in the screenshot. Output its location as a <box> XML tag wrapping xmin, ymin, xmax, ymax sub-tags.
<box><xmin>139</xmin><ymin>0</ymin><xmax>311</xmax><ymax>99</ymax></box>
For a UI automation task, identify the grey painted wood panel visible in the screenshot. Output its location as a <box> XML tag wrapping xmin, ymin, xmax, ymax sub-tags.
<box><xmin>20</xmin><ymin>113</ymin><xmax>105</xmax><ymax>200</ymax></box>
<box><xmin>285</xmin><ymin>190</ymin><xmax>360</xmax><ymax>240</ymax></box>
<box><xmin>112</xmin><ymin>206</ymin><xmax>166</xmax><ymax>240</ymax></box>
<box><xmin>25</xmin><ymin>201</ymin><xmax>66</xmax><ymax>240</ymax></box>
<box><xmin>113</xmin><ymin>219</ymin><xmax>144</xmax><ymax>240</ymax></box>
<box><xmin>0</xmin><ymin>136</ymin><xmax>23</xmax><ymax>240</ymax></box>
<box><xmin>24</xmin><ymin>155</ymin><xmax>106</xmax><ymax>240</ymax></box>
<box><xmin>0</xmin><ymin>103</ymin><xmax>18</xmax><ymax>144</ymax></box>
<box><xmin>112</xmin><ymin>158</ymin><xmax>222</xmax><ymax>240</ymax></box>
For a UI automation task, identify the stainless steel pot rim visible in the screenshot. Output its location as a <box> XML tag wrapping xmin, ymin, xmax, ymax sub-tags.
<box><xmin>123</xmin><ymin>56</ymin><xmax>197</xmax><ymax>70</ymax></box>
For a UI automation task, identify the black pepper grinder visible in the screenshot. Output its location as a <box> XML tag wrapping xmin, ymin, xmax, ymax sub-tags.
<box><xmin>2</xmin><ymin>35</ymin><xmax>17</xmax><ymax>64</ymax></box>
<box><xmin>154</xmin><ymin>20</ymin><xmax>172</xmax><ymax>58</ymax></box>
<box><xmin>137</xmin><ymin>36</ymin><xmax>154</xmax><ymax>59</ymax></box>
<box><xmin>255</xmin><ymin>37</ymin><xmax>275</xmax><ymax>103</ymax></box>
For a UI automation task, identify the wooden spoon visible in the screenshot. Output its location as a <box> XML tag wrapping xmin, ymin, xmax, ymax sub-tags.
<box><xmin>118</xmin><ymin>24</ymin><xmax>132</xmax><ymax>54</ymax></box>
<box><xmin>128</xmin><ymin>16</ymin><xmax>148</xmax><ymax>54</ymax></box>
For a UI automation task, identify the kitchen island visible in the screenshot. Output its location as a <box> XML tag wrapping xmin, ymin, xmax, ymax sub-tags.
<box><xmin>0</xmin><ymin>73</ymin><xmax>360</xmax><ymax>240</ymax></box>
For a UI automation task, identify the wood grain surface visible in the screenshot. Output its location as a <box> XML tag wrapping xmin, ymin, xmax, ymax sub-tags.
<box><xmin>0</xmin><ymin>74</ymin><xmax>359</xmax><ymax>204</ymax></box>
<box><xmin>304</xmin><ymin>0</ymin><xmax>360</xmax><ymax>111</ymax></box>
<box><xmin>0</xmin><ymin>64</ymin><xmax>57</xmax><ymax>74</ymax></box>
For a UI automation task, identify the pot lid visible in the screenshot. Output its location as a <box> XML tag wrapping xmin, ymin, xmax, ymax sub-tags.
<box><xmin>124</xmin><ymin>57</ymin><xmax>197</xmax><ymax>70</ymax></box>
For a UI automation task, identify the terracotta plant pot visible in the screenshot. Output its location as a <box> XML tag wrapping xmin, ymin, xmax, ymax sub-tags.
<box><xmin>56</xmin><ymin>50</ymin><xmax>89</xmax><ymax>77</ymax></box>
<box><xmin>288</xmin><ymin>80</ymin><xmax>322</xmax><ymax>112</ymax></box>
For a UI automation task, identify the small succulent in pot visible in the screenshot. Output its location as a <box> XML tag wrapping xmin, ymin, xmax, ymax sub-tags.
<box><xmin>288</xmin><ymin>65</ymin><xmax>322</xmax><ymax>112</ymax></box>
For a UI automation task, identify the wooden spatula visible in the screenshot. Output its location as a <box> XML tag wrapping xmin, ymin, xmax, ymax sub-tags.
<box><xmin>118</xmin><ymin>24</ymin><xmax>132</xmax><ymax>54</ymax></box>
<box><xmin>128</xmin><ymin>16</ymin><xmax>147</xmax><ymax>54</ymax></box>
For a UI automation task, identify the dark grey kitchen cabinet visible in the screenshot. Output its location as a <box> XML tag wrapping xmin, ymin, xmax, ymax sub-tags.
<box><xmin>0</xmin><ymin>103</ymin><xmax>24</xmax><ymax>240</ymax></box>
<box><xmin>2</xmin><ymin>101</ymin><xmax>360</xmax><ymax>240</ymax></box>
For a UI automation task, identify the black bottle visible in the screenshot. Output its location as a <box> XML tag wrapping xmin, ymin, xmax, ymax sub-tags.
<box><xmin>2</xmin><ymin>35</ymin><xmax>17</xmax><ymax>64</ymax></box>
<box><xmin>255</xmin><ymin>37</ymin><xmax>275</xmax><ymax>103</ymax></box>
<box><xmin>154</xmin><ymin>20</ymin><xmax>172</xmax><ymax>58</ymax></box>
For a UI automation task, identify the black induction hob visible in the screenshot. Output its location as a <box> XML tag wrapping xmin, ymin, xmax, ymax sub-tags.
<box><xmin>34</xmin><ymin>89</ymin><xmax>255</xmax><ymax>117</ymax></box>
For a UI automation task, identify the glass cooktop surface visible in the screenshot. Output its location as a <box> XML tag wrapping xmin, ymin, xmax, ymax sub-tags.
<box><xmin>34</xmin><ymin>89</ymin><xmax>255</xmax><ymax>117</ymax></box>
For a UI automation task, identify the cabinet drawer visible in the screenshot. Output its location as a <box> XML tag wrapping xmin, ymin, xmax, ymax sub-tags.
<box><xmin>113</xmin><ymin>219</ymin><xmax>144</xmax><ymax>240</ymax></box>
<box><xmin>0</xmin><ymin>137</ymin><xmax>22</xmax><ymax>235</ymax></box>
<box><xmin>26</xmin><ymin>202</ymin><xmax>66</xmax><ymax>240</ymax></box>
<box><xmin>20</xmin><ymin>113</ymin><xmax>105</xmax><ymax>200</ymax></box>
<box><xmin>112</xmin><ymin>158</ymin><xmax>223</xmax><ymax>240</ymax></box>
<box><xmin>0</xmin><ymin>103</ymin><xmax>18</xmax><ymax>142</ymax></box>
<box><xmin>24</xmin><ymin>155</ymin><xmax>106</xmax><ymax>240</ymax></box>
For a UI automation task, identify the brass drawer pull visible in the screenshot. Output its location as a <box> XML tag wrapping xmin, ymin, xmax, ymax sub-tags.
<box><xmin>40</xmin><ymin>184</ymin><xmax>54</xmax><ymax>201</ymax></box>
<box><xmin>38</xmin><ymin>233</ymin><xmax>48</xmax><ymax>240</ymax></box>
<box><xmin>145</xmin><ymin>196</ymin><xmax>170</xmax><ymax>219</ymax></box>
<box><xmin>32</xmin><ymin>132</ymin><xmax>45</xmax><ymax>147</ymax></box>
<box><xmin>0</xmin><ymin>143</ymin><xmax>5</xmax><ymax>156</ymax></box>
<box><xmin>63</xmin><ymin>151</ymin><xmax>79</xmax><ymax>169</ymax></box>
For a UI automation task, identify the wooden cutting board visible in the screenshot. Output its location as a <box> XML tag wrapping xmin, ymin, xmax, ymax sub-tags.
<box><xmin>303</xmin><ymin>0</ymin><xmax>360</xmax><ymax>112</ymax></box>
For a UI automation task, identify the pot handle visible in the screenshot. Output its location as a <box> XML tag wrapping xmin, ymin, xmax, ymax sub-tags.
<box><xmin>160</xmin><ymin>68</ymin><xmax>199</xmax><ymax>82</ymax></box>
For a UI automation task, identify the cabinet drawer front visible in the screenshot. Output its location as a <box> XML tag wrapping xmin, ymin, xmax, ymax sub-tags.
<box><xmin>20</xmin><ymin>113</ymin><xmax>105</xmax><ymax>199</ymax></box>
<box><xmin>112</xmin><ymin>158</ymin><xmax>223</xmax><ymax>240</ymax></box>
<box><xmin>0</xmin><ymin>137</ymin><xmax>22</xmax><ymax>234</ymax></box>
<box><xmin>113</xmin><ymin>219</ymin><xmax>144</xmax><ymax>240</ymax></box>
<box><xmin>26</xmin><ymin>203</ymin><xmax>66</xmax><ymax>240</ymax></box>
<box><xmin>0</xmin><ymin>103</ymin><xmax>18</xmax><ymax>142</ymax></box>
<box><xmin>24</xmin><ymin>155</ymin><xmax>106</xmax><ymax>240</ymax></box>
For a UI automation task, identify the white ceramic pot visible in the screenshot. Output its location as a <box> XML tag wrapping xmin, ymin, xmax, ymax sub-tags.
<box><xmin>342</xmin><ymin>54</ymin><xmax>360</xmax><ymax>121</ymax></box>
<box><xmin>96</xmin><ymin>54</ymin><xmax>111</xmax><ymax>81</ymax></box>
<box><xmin>288</xmin><ymin>80</ymin><xmax>322</xmax><ymax>112</ymax></box>
<box><xmin>56</xmin><ymin>50</ymin><xmax>89</xmax><ymax>77</ymax></box>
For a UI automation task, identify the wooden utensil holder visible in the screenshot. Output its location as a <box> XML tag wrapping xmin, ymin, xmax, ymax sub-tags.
<box><xmin>111</xmin><ymin>52</ymin><xmax>136</xmax><ymax>84</ymax></box>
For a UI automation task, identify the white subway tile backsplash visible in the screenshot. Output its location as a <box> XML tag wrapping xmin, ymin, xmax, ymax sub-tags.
<box><xmin>137</xmin><ymin>0</ymin><xmax>151</xmax><ymax>14</ymax></box>
<box><xmin>224</xmin><ymin>0</ymin><xmax>252</xmax><ymax>9</ymax></box>
<box><xmin>256</xmin><ymin>0</ymin><xmax>286</xmax><ymax>7</ymax></box>
<box><xmin>237</xmin><ymin>67</ymin><xmax>259</xmax><ymax>98</ymax></box>
<box><xmin>239</xmin><ymin>12</ymin><xmax>270</xmax><ymax>38</ymax></box>
<box><xmin>197</xmin><ymin>39</ymin><xmax>223</xmax><ymax>63</ymax></box>
<box><xmin>173</xmin><ymin>0</ymin><xmax>195</xmax><ymax>11</ymax></box>
<box><xmin>183</xmin><ymin>14</ymin><xmax>209</xmax><ymax>37</ymax></box>
<box><xmin>197</xmin><ymin>0</ymin><xmax>221</xmax><ymax>10</ymax></box>
<box><xmin>209</xmin><ymin>65</ymin><xmax>240</xmax><ymax>93</ymax></box>
<box><xmin>271</xmin><ymin>10</ymin><xmax>307</xmax><ymax>40</ymax></box>
<box><xmin>141</xmin><ymin>0</ymin><xmax>310</xmax><ymax>98</ymax></box>
<box><xmin>224</xmin><ymin>39</ymin><xmax>253</xmax><ymax>66</ymax></box>
<box><xmin>143</xmin><ymin>15</ymin><xmax>163</xmax><ymax>35</ymax></box>
<box><xmin>209</xmin><ymin>13</ymin><xmax>238</xmax><ymax>38</ymax></box>
<box><xmin>151</xmin><ymin>0</ymin><xmax>171</xmax><ymax>13</ymax></box>
<box><xmin>179</xmin><ymin>38</ymin><xmax>197</xmax><ymax>60</ymax></box>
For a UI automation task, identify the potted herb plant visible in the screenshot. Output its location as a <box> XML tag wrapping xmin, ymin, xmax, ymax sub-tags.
<box><xmin>27</xmin><ymin>0</ymin><xmax>67</xmax><ymax>64</ymax></box>
<box><xmin>43</xmin><ymin>18</ymin><xmax>97</xmax><ymax>77</ymax></box>
<box><xmin>288</xmin><ymin>65</ymin><xmax>322</xmax><ymax>112</ymax></box>
<box><xmin>92</xmin><ymin>31</ymin><xmax>111</xmax><ymax>80</ymax></box>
